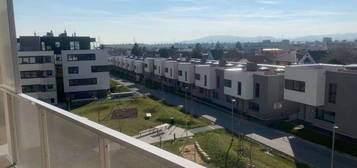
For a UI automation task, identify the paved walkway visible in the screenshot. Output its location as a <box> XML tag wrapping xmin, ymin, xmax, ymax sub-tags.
<box><xmin>134</xmin><ymin>125</ymin><xmax>193</xmax><ymax>144</ymax></box>
<box><xmin>189</xmin><ymin>125</ymin><xmax>223</xmax><ymax>134</ymax></box>
<box><xmin>111</xmin><ymin>77</ymin><xmax>357</xmax><ymax>168</ymax></box>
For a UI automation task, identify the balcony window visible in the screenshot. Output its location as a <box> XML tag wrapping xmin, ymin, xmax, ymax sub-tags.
<box><xmin>22</xmin><ymin>84</ymin><xmax>54</xmax><ymax>93</ymax></box>
<box><xmin>195</xmin><ymin>74</ymin><xmax>200</xmax><ymax>80</ymax></box>
<box><xmin>69</xmin><ymin>78</ymin><xmax>97</xmax><ymax>86</ymax></box>
<box><xmin>315</xmin><ymin>109</ymin><xmax>335</xmax><ymax>123</ymax></box>
<box><xmin>19</xmin><ymin>56</ymin><xmax>52</xmax><ymax>64</ymax></box>
<box><xmin>328</xmin><ymin>83</ymin><xmax>337</xmax><ymax>104</ymax></box>
<box><xmin>67</xmin><ymin>54</ymin><xmax>96</xmax><ymax>61</ymax></box>
<box><xmin>204</xmin><ymin>75</ymin><xmax>207</xmax><ymax>86</ymax></box>
<box><xmin>92</xmin><ymin>65</ymin><xmax>110</xmax><ymax>73</ymax></box>
<box><xmin>178</xmin><ymin>70</ymin><xmax>183</xmax><ymax>76</ymax></box>
<box><xmin>20</xmin><ymin>70</ymin><xmax>53</xmax><ymax>78</ymax></box>
<box><xmin>255</xmin><ymin>83</ymin><xmax>260</xmax><ymax>98</ymax></box>
<box><xmin>285</xmin><ymin>79</ymin><xmax>305</xmax><ymax>92</ymax></box>
<box><xmin>68</xmin><ymin>66</ymin><xmax>79</xmax><ymax>74</ymax></box>
<box><xmin>224</xmin><ymin>79</ymin><xmax>232</xmax><ymax>88</ymax></box>
<box><xmin>237</xmin><ymin>81</ymin><xmax>242</xmax><ymax>95</ymax></box>
<box><xmin>165</xmin><ymin>68</ymin><xmax>168</xmax><ymax>73</ymax></box>
<box><xmin>185</xmin><ymin>72</ymin><xmax>188</xmax><ymax>81</ymax></box>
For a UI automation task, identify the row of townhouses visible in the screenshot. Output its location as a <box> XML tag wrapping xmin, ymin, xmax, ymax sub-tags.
<box><xmin>110</xmin><ymin>56</ymin><xmax>357</xmax><ymax>139</ymax></box>
<box><xmin>17</xmin><ymin>31</ymin><xmax>110</xmax><ymax>105</ymax></box>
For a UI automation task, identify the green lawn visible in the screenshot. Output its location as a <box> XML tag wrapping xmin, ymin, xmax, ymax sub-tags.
<box><xmin>110</xmin><ymin>80</ymin><xmax>131</xmax><ymax>93</ymax></box>
<box><xmin>71</xmin><ymin>96</ymin><xmax>210</xmax><ymax>136</ymax></box>
<box><xmin>273</xmin><ymin>121</ymin><xmax>357</xmax><ymax>157</ymax></box>
<box><xmin>158</xmin><ymin>129</ymin><xmax>310</xmax><ymax>168</ymax></box>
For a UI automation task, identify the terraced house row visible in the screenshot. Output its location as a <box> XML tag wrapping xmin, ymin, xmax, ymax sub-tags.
<box><xmin>110</xmin><ymin>56</ymin><xmax>357</xmax><ymax>139</ymax></box>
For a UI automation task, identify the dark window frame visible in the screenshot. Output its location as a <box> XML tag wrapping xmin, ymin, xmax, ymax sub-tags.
<box><xmin>69</xmin><ymin>78</ymin><xmax>97</xmax><ymax>86</ymax></box>
<box><xmin>224</xmin><ymin>79</ymin><xmax>232</xmax><ymax>88</ymax></box>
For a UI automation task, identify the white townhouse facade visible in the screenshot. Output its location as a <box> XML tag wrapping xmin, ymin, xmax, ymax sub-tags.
<box><xmin>178</xmin><ymin>62</ymin><xmax>195</xmax><ymax>84</ymax></box>
<box><xmin>17</xmin><ymin>51</ymin><xmax>58</xmax><ymax>104</ymax></box>
<box><xmin>164</xmin><ymin>61</ymin><xmax>179</xmax><ymax>79</ymax></box>
<box><xmin>62</xmin><ymin>49</ymin><xmax>110</xmax><ymax>100</ymax></box>
<box><xmin>154</xmin><ymin>58</ymin><xmax>166</xmax><ymax>76</ymax></box>
<box><xmin>194</xmin><ymin>64</ymin><xmax>216</xmax><ymax>90</ymax></box>
<box><xmin>144</xmin><ymin>58</ymin><xmax>155</xmax><ymax>73</ymax></box>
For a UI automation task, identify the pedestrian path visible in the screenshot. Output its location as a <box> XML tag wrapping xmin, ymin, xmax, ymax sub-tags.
<box><xmin>189</xmin><ymin>125</ymin><xmax>223</xmax><ymax>134</ymax></box>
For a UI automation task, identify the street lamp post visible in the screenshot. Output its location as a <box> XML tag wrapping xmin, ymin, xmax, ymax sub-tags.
<box><xmin>231</xmin><ymin>99</ymin><xmax>236</xmax><ymax>137</ymax></box>
<box><xmin>331</xmin><ymin>125</ymin><xmax>338</xmax><ymax>168</ymax></box>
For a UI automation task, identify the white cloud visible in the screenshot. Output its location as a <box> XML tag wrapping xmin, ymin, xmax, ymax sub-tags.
<box><xmin>257</xmin><ymin>0</ymin><xmax>280</xmax><ymax>5</ymax></box>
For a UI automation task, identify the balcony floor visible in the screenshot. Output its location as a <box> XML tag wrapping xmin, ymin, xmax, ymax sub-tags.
<box><xmin>0</xmin><ymin>155</ymin><xmax>10</xmax><ymax>168</ymax></box>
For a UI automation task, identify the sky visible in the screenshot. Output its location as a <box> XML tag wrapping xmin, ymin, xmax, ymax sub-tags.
<box><xmin>13</xmin><ymin>0</ymin><xmax>357</xmax><ymax>44</ymax></box>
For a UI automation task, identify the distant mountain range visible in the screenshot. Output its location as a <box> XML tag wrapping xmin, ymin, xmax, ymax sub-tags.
<box><xmin>182</xmin><ymin>33</ymin><xmax>357</xmax><ymax>43</ymax></box>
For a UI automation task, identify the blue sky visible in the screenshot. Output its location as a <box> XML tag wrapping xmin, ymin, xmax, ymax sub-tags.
<box><xmin>13</xmin><ymin>0</ymin><xmax>357</xmax><ymax>44</ymax></box>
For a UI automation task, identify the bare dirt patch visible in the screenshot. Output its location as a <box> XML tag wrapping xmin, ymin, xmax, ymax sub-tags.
<box><xmin>180</xmin><ymin>144</ymin><xmax>205</xmax><ymax>165</ymax></box>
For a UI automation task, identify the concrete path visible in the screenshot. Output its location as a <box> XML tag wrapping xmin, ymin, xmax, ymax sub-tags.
<box><xmin>110</xmin><ymin>77</ymin><xmax>357</xmax><ymax>168</ymax></box>
<box><xmin>189</xmin><ymin>125</ymin><xmax>223</xmax><ymax>134</ymax></box>
<box><xmin>134</xmin><ymin>125</ymin><xmax>194</xmax><ymax>144</ymax></box>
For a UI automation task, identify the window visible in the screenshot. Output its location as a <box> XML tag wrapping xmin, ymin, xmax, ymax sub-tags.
<box><xmin>315</xmin><ymin>109</ymin><xmax>335</xmax><ymax>123</ymax></box>
<box><xmin>185</xmin><ymin>72</ymin><xmax>188</xmax><ymax>81</ymax></box>
<box><xmin>216</xmin><ymin>76</ymin><xmax>220</xmax><ymax>88</ymax></box>
<box><xmin>144</xmin><ymin>64</ymin><xmax>148</xmax><ymax>68</ymax></box>
<box><xmin>41</xmin><ymin>42</ymin><xmax>46</xmax><ymax>51</ymax></box>
<box><xmin>212</xmin><ymin>91</ymin><xmax>219</xmax><ymax>99</ymax></box>
<box><xmin>154</xmin><ymin>65</ymin><xmax>157</xmax><ymax>70</ymax></box>
<box><xmin>75</xmin><ymin>41</ymin><xmax>80</xmax><ymax>50</ymax></box>
<box><xmin>92</xmin><ymin>65</ymin><xmax>109</xmax><ymax>72</ymax></box>
<box><xmin>170</xmin><ymin>69</ymin><xmax>172</xmax><ymax>77</ymax></box>
<box><xmin>19</xmin><ymin>56</ymin><xmax>51</xmax><ymax>64</ymax></box>
<box><xmin>20</xmin><ymin>70</ymin><xmax>53</xmax><ymax>79</ymax></box>
<box><xmin>237</xmin><ymin>81</ymin><xmax>242</xmax><ymax>95</ymax></box>
<box><xmin>70</xmin><ymin>41</ymin><xmax>75</xmax><ymax>50</ymax></box>
<box><xmin>226</xmin><ymin>95</ymin><xmax>232</xmax><ymax>103</ymax></box>
<box><xmin>285</xmin><ymin>79</ymin><xmax>305</xmax><ymax>92</ymax></box>
<box><xmin>328</xmin><ymin>83</ymin><xmax>337</xmax><ymax>104</ymax></box>
<box><xmin>55</xmin><ymin>41</ymin><xmax>61</xmax><ymax>48</ymax></box>
<box><xmin>67</xmin><ymin>54</ymin><xmax>96</xmax><ymax>61</ymax></box>
<box><xmin>165</xmin><ymin>68</ymin><xmax>168</xmax><ymax>73</ymax></box>
<box><xmin>69</xmin><ymin>78</ymin><xmax>97</xmax><ymax>86</ymax></box>
<box><xmin>178</xmin><ymin>70</ymin><xmax>183</xmax><ymax>76</ymax></box>
<box><xmin>248</xmin><ymin>102</ymin><xmax>260</xmax><ymax>112</ymax></box>
<box><xmin>68</xmin><ymin>67</ymin><xmax>79</xmax><ymax>74</ymax></box>
<box><xmin>195</xmin><ymin>74</ymin><xmax>200</xmax><ymax>80</ymax></box>
<box><xmin>22</xmin><ymin>84</ymin><xmax>54</xmax><ymax>93</ymax></box>
<box><xmin>224</xmin><ymin>79</ymin><xmax>232</xmax><ymax>88</ymax></box>
<box><xmin>255</xmin><ymin>83</ymin><xmax>260</xmax><ymax>98</ymax></box>
<box><xmin>204</xmin><ymin>75</ymin><xmax>207</xmax><ymax>86</ymax></box>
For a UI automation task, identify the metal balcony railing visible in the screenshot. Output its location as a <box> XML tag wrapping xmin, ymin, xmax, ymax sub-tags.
<box><xmin>0</xmin><ymin>87</ymin><xmax>204</xmax><ymax>168</ymax></box>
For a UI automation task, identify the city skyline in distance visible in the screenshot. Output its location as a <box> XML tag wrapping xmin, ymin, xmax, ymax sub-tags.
<box><xmin>14</xmin><ymin>0</ymin><xmax>357</xmax><ymax>44</ymax></box>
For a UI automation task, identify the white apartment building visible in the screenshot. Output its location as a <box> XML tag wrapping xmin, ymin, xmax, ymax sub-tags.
<box><xmin>154</xmin><ymin>58</ymin><xmax>166</xmax><ymax>76</ymax></box>
<box><xmin>178</xmin><ymin>62</ymin><xmax>195</xmax><ymax>84</ymax></box>
<box><xmin>284</xmin><ymin>64</ymin><xmax>342</xmax><ymax>106</ymax></box>
<box><xmin>224</xmin><ymin>68</ymin><xmax>260</xmax><ymax>100</ymax></box>
<box><xmin>144</xmin><ymin>58</ymin><xmax>155</xmax><ymax>73</ymax></box>
<box><xmin>62</xmin><ymin>49</ymin><xmax>110</xmax><ymax>100</ymax></box>
<box><xmin>17</xmin><ymin>51</ymin><xmax>58</xmax><ymax>104</ymax></box>
<box><xmin>127</xmin><ymin>58</ymin><xmax>135</xmax><ymax>72</ymax></box>
<box><xmin>194</xmin><ymin>65</ymin><xmax>216</xmax><ymax>89</ymax></box>
<box><xmin>164</xmin><ymin>61</ymin><xmax>178</xmax><ymax>79</ymax></box>
<box><xmin>134</xmin><ymin>59</ymin><xmax>144</xmax><ymax>74</ymax></box>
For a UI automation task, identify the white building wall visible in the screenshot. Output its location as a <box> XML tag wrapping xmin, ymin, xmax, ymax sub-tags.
<box><xmin>224</xmin><ymin>68</ymin><xmax>257</xmax><ymax>100</ymax></box>
<box><xmin>18</xmin><ymin>51</ymin><xmax>57</xmax><ymax>104</ymax></box>
<box><xmin>62</xmin><ymin>50</ymin><xmax>109</xmax><ymax>93</ymax></box>
<box><xmin>154</xmin><ymin>59</ymin><xmax>166</xmax><ymax>76</ymax></box>
<box><xmin>127</xmin><ymin>58</ymin><xmax>135</xmax><ymax>71</ymax></box>
<box><xmin>144</xmin><ymin>58</ymin><xmax>154</xmax><ymax>73</ymax></box>
<box><xmin>194</xmin><ymin>65</ymin><xmax>216</xmax><ymax>89</ymax></box>
<box><xmin>134</xmin><ymin>60</ymin><xmax>144</xmax><ymax>74</ymax></box>
<box><xmin>284</xmin><ymin>65</ymin><xmax>341</xmax><ymax>106</ymax></box>
<box><xmin>178</xmin><ymin>63</ymin><xmax>195</xmax><ymax>84</ymax></box>
<box><xmin>164</xmin><ymin>61</ymin><xmax>178</xmax><ymax>79</ymax></box>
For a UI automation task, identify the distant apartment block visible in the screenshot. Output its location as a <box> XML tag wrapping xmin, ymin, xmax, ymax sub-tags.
<box><xmin>17</xmin><ymin>31</ymin><xmax>109</xmax><ymax>104</ymax></box>
<box><xmin>17</xmin><ymin>51</ymin><xmax>57</xmax><ymax>104</ymax></box>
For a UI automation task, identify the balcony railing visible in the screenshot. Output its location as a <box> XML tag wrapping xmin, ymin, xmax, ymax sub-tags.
<box><xmin>0</xmin><ymin>86</ymin><xmax>204</xmax><ymax>168</ymax></box>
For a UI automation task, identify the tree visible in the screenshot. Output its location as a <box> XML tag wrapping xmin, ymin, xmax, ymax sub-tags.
<box><xmin>159</xmin><ymin>48</ymin><xmax>169</xmax><ymax>58</ymax></box>
<box><xmin>192</xmin><ymin>43</ymin><xmax>203</xmax><ymax>59</ymax></box>
<box><xmin>168</xmin><ymin>45</ymin><xmax>177</xmax><ymax>58</ymax></box>
<box><xmin>131</xmin><ymin>43</ymin><xmax>142</xmax><ymax>56</ymax></box>
<box><xmin>211</xmin><ymin>42</ymin><xmax>224</xmax><ymax>59</ymax></box>
<box><xmin>235</xmin><ymin>41</ymin><xmax>243</xmax><ymax>50</ymax></box>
